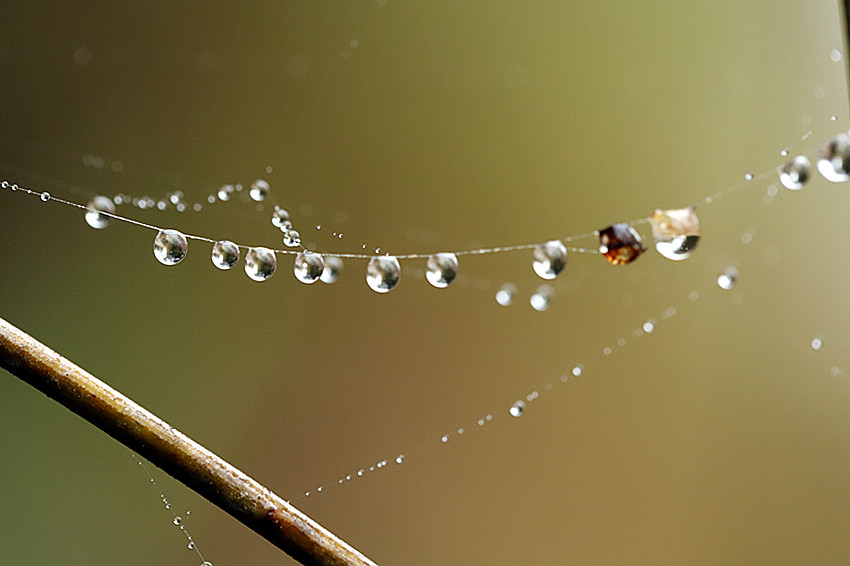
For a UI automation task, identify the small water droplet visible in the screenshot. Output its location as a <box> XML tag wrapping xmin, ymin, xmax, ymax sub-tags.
<box><xmin>188</xmin><ymin>542</ymin><xmax>195</xmax><ymax>549</ymax></box>
<box><xmin>509</xmin><ymin>400</ymin><xmax>525</xmax><ymax>417</ymax></box>
<box><xmin>0</xmin><ymin>180</ymin><xmax>8</xmax><ymax>189</ymax></box>
<box><xmin>85</xmin><ymin>195</ymin><xmax>116</xmax><ymax>229</ymax></box>
<box><xmin>249</xmin><ymin>179</ymin><xmax>269</xmax><ymax>202</ymax></box>
<box><xmin>244</xmin><ymin>247</ymin><xmax>277</xmax><ymax>281</ymax></box>
<box><xmin>441</xmin><ymin>435</ymin><xmax>449</xmax><ymax>443</ymax></box>
<box><xmin>818</xmin><ymin>133</ymin><xmax>850</xmax><ymax>182</ymax></box>
<box><xmin>193</xmin><ymin>203</ymin><xmax>202</xmax><ymax>212</ymax></box>
<box><xmin>320</xmin><ymin>256</ymin><xmax>344</xmax><ymax>284</ymax></box>
<box><xmin>395</xmin><ymin>455</ymin><xmax>404</xmax><ymax>464</ymax></box>
<box><xmin>532</xmin><ymin>240</ymin><xmax>567</xmax><ymax>279</ymax></box>
<box><xmin>495</xmin><ymin>283</ymin><xmax>517</xmax><ymax>306</ymax></box>
<box><xmin>153</xmin><ymin>230</ymin><xmax>188</xmax><ymax>266</ymax></box>
<box><xmin>778</xmin><ymin>155</ymin><xmax>811</xmax><ymax>190</ymax></box>
<box><xmin>366</xmin><ymin>256</ymin><xmax>401</xmax><ymax>293</ymax></box>
<box><xmin>744</xmin><ymin>172</ymin><xmax>754</xmax><ymax>181</ymax></box>
<box><xmin>643</xmin><ymin>320</ymin><xmax>655</xmax><ymax>333</ymax></box>
<box><xmin>425</xmin><ymin>252</ymin><xmax>459</xmax><ymax>288</ymax></box>
<box><xmin>650</xmin><ymin>207</ymin><xmax>700</xmax><ymax>261</ymax></box>
<box><xmin>717</xmin><ymin>266</ymin><xmax>738</xmax><ymax>290</ymax></box>
<box><xmin>572</xmin><ymin>365</ymin><xmax>583</xmax><ymax>376</ymax></box>
<box><xmin>457</xmin><ymin>428</ymin><xmax>464</xmax><ymax>434</ymax></box>
<box><xmin>40</xmin><ymin>191</ymin><xmax>50</xmax><ymax>202</ymax></box>
<box><xmin>282</xmin><ymin>229</ymin><xmax>301</xmax><ymax>247</ymax></box>
<box><xmin>271</xmin><ymin>208</ymin><xmax>290</xmax><ymax>228</ymax></box>
<box><xmin>217</xmin><ymin>184</ymin><xmax>234</xmax><ymax>201</ymax></box>
<box><xmin>811</xmin><ymin>337</ymin><xmax>823</xmax><ymax>350</ymax></box>
<box><xmin>530</xmin><ymin>285</ymin><xmax>552</xmax><ymax>312</ymax></box>
<box><xmin>173</xmin><ymin>517</ymin><xmax>182</xmax><ymax>526</ymax></box>
<box><xmin>831</xmin><ymin>48</ymin><xmax>842</xmax><ymax>62</ymax></box>
<box><xmin>780</xmin><ymin>148</ymin><xmax>789</xmax><ymax>157</ymax></box>
<box><xmin>164</xmin><ymin>503</ymin><xmax>171</xmax><ymax>510</ymax></box>
<box><xmin>598</xmin><ymin>223</ymin><xmax>644</xmax><ymax>265</ymax></box>
<box><xmin>293</xmin><ymin>251</ymin><xmax>324</xmax><ymax>284</ymax></box>
<box><xmin>688</xmin><ymin>290</ymin><xmax>699</xmax><ymax>301</ymax></box>
<box><xmin>602</xmin><ymin>346</ymin><xmax>612</xmax><ymax>356</ymax></box>
<box><xmin>211</xmin><ymin>240</ymin><xmax>240</xmax><ymax>270</ymax></box>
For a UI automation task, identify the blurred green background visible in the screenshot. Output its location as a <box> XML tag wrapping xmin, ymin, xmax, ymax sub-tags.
<box><xmin>1</xmin><ymin>2</ymin><xmax>850</xmax><ymax>565</ymax></box>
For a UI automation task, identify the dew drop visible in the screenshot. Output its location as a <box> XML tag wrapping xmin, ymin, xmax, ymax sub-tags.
<box><xmin>509</xmin><ymin>400</ymin><xmax>525</xmax><ymax>417</ymax></box>
<box><xmin>598</xmin><ymin>223</ymin><xmax>644</xmax><ymax>265</ymax></box>
<box><xmin>395</xmin><ymin>455</ymin><xmax>404</xmax><ymax>464</ymax></box>
<box><xmin>643</xmin><ymin>320</ymin><xmax>655</xmax><ymax>333</ymax></box>
<box><xmin>778</xmin><ymin>155</ymin><xmax>811</xmax><ymax>190</ymax></box>
<box><xmin>717</xmin><ymin>266</ymin><xmax>738</xmax><ymax>290</ymax></box>
<box><xmin>173</xmin><ymin>517</ymin><xmax>182</xmax><ymax>526</ymax></box>
<box><xmin>780</xmin><ymin>148</ymin><xmax>789</xmax><ymax>157</ymax></box>
<box><xmin>811</xmin><ymin>337</ymin><xmax>823</xmax><ymax>350</ymax></box>
<box><xmin>40</xmin><ymin>191</ymin><xmax>50</xmax><ymax>202</ymax></box>
<box><xmin>211</xmin><ymin>240</ymin><xmax>240</xmax><ymax>270</ymax></box>
<box><xmin>320</xmin><ymin>256</ymin><xmax>344</xmax><ymax>284</ymax></box>
<box><xmin>217</xmin><ymin>184</ymin><xmax>234</xmax><ymax>201</ymax></box>
<box><xmin>817</xmin><ymin>133</ymin><xmax>850</xmax><ymax>182</ymax></box>
<box><xmin>0</xmin><ymin>180</ymin><xmax>8</xmax><ymax>189</ymax></box>
<box><xmin>744</xmin><ymin>172</ymin><xmax>754</xmax><ymax>181</ymax></box>
<box><xmin>271</xmin><ymin>208</ymin><xmax>290</xmax><ymax>228</ymax></box>
<box><xmin>532</xmin><ymin>240</ymin><xmax>568</xmax><ymax>279</ymax></box>
<box><xmin>282</xmin><ymin>229</ymin><xmax>301</xmax><ymax>247</ymax></box>
<box><xmin>831</xmin><ymin>48</ymin><xmax>842</xmax><ymax>62</ymax></box>
<box><xmin>572</xmin><ymin>365</ymin><xmax>583</xmax><ymax>376</ymax></box>
<box><xmin>366</xmin><ymin>256</ymin><xmax>401</xmax><ymax>293</ymax></box>
<box><xmin>249</xmin><ymin>179</ymin><xmax>269</xmax><ymax>202</ymax></box>
<box><xmin>441</xmin><ymin>435</ymin><xmax>449</xmax><ymax>443</ymax></box>
<box><xmin>244</xmin><ymin>247</ymin><xmax>277</xmax><ymax>281</ymax></box>
<box><xmin>495</xmin><ymin>283</ymin><xmax>517</xmax><ymax>306</ymax></box>
<box><xmin>530</xmin><ymin>285</ymin><xmax>552</xmax><ymax>312</ymax></box>
<box><xmin>153</xmin><ymin>230</ymin><xmax>188</xmax><ymax>266</ymax></box>
<box><xmin>649</xmin><ymin>207</ymin><xmax>700</xmax><ymax>261</ymax></box>
<box><xmin>293</xmin><ymin>251</ymin><xmax>324</xmax><ymax>284</ymax></box>
<box><xmin>85</xmin><ymin>195</ymin><xmax>116</xmax><ymax>229</ymax></box>
<box><xmin>425</xmin><ymin>252</ymin><xmax>459</xmax><ymax>288</ymax></box>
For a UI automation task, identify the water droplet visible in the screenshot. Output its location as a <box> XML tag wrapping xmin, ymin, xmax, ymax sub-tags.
<box><xmin>441</xmin><ymin>435</ymin><xmax>449</xmax><ymax>443</ymax></box>
<box><xmin>530</xmin><ymin>285</ymin><xmax>552</xmax><ymax>312</ymax></box>
<box><xmin>395</xmin><ymin>455</ymin><xmax>404</xmax><ymax>464</ymax></box>
<box><xmin>282</xmin><ymin>229</ymin><xmax>301</xmax><ymax>247</ymax></box>
<box><xmin>598</xmin><ymin>223</ymin><xmax>645</xmax><ymax>265</ymax></box>
<box><xmin>271</xmin><ymin>208</ymin><xmax>290</xmax><ymax>228</ymax></box>
<box><xmin>211</xmin><ymin>240</ymin><xmax>240</xmax><ymax>270</ymax></box>
<box><xmin>320</xmin><ymin>256</ymin><xmax>344</xmax><ymax>284</ymax></box>
<box><xmin>495</xmin><ymin>283</ymin><xmax>516</xmax><ymax>306</ymax></box>
<box><xmin>780</xmin><ymin>148</ymin><xmax>789</xmax><ymax>157</ymax></box>
<box><xmin>744</xmin><ymin>172</ymin><xmax>754</xmax><ymax>181</ymax></box>
<box><xmin>643</xmin><ymin>320</ymin><xmax>655</xmax><ymax>333</ymax></box>
<box><xmin>249</xmin><ymin>179</ymin><xmax>269</xmax><ymax>202</ymax></box>
<box><xmin>173</xmin><ymin>517</ymin><xmax>182</xmax><ymax>526</ymax></box>
<box><xmin>0</xmin><ymin>180</ymin><xmax>8</xmax><ymax>189</ymax></box>
<box><xmin>817</xmin><ymin>133</ymin><xmax>850</xmax><ymax>182</ymax></box>
<box><xmin>649</xmin><ymin>207</ymin><xmax>700</xmax><ymax>261</ymax></box>
<box><xmin>217</xmin><ymin>184</ymin><xmax>234</xmax><ymax>201</ymax></box>
<box><xmin>572</xmin><ymin>365</ymin><xmax>583</xmax><ymax>376</ymax></box>
<box><xmin>778</xmin><ymin>155</ymin><xmax>811</xmax><ymax>190</ymax></box>
<box><xmin>509</xmin><ymin>400</ymin><xmax>525</xmax><ymax>417</ymax></box>
<box><xmin>532</xmin><ymin>240</ymin><xmax>567</xmax><ymax>279</ymax></box>
<box><xmin>425</xmin><ymin>252</ymin><xmax>459</xmax><ymax>288</ymax></box>
<box><xmin>244</xmin><ymin>247</ymin><xmax>277</xmax><ymax>281</ymax></box>
<box><xmin>831</xmin><ymin>48</ymin><xmax>842</xmax><ymax>62</ymax></box>
<box><xmin>811</xmin><ymin>337</ymin><xmax>823</xmax><ymax>350</ymax></box>
<box><xmin>717</xmin><ymin>266</ymin><xmax>738</xmax><ymax>290</ymax></box>
<box><xmin>85</xmin><ymin>195</ymin><xmax>116</xmax><ymax>229</ymax></box>
<box><xmin>602</xmin><ymin>346</ymin><xmax>612</xmax><ymax>356</ymax></box>
<box><xmin>40</xmin><ymin>191</ymin><xmax>50</xmax><ymax>202</ymax></box>
<box><xmin>293</xmin><ymin>251</ymin><xmax>324</xmax><ymax>284</ymax></box>
<box><xmin>187</xmin><ymin>542</ymin><xmax>195</xmax><ymax>550</ymax></box>
<box><xmin>366</xmin><ymin>256</ymin><xmax>401</xmax><ymax>293</ymax></box>
<box><xmin>153</xmin><ymin>230</ymin><xmax>188</xmax><ymax>266</ymax></box>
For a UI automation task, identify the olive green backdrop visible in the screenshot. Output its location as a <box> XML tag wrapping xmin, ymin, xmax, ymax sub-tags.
<box><xmin>1</xmin><ymin>2</ymin><xmax>849</xmax><ymax>565</ymax></box>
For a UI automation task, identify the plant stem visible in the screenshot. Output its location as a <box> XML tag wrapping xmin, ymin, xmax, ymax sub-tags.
<box><xmin>0</xmin><ymin>317</ymin><xmax>378</xmax><ymax>566</ymax></box>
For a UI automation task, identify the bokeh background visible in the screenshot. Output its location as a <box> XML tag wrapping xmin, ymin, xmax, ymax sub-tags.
<box><xmin>2</xmin><ymin>2</ymin><xmax>850</xmax><ymax>565</ymax></box>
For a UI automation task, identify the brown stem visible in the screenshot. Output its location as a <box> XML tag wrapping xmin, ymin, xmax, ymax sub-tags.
<box><xmin>0</xmin><ymin>317</ymin><xmax>378</xmax><ymax>566</ymax></box>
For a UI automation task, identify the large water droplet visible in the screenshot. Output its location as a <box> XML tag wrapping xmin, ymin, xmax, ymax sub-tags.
<box><xmin>271</xmin><ymin>208</ymin><xmax>290</xmax><ymax>228</ymax></box>
<box><xmin>817</xmin><ymin>133</ymin><xmax>850</xmax><ymax>182</ymax></box>
<box><xmin>244</xmin><ymin>247</ymin><xmax>277</xmax><ymax>281</ymax></box>
<box><xmin>211</xmin><ymin>240</ymin><xmax>240</xmax><ymax>270</ymax></box>
<box><xmin>249</xmin><ymin>179</ymin><xmax>269</xmax><ymax>202</ymax></box>
<box><xmin>598</xmin><ymin>223</ymin><xmax>644</xmax><ymax>265</ymax></box>
<box><xmin>293</xmin><ymin>251</ymin><xmax>324</xmax><ymax>284</ymax></box>
<box><xmin>320</xmin><ymin>256</ymin><xmax>343</xmax><ymax>284</ymax></box>
<box><xmin>366</xmin><ymin>256</ymin><xmax>401</xmax><ymax>293</ymax></box>
<box><xmin>495</xmin><ymin>283</ymin><xmax>516</xmax><ymax>306</ymax></box>
<box><xmin>425</xmin><ymin>252</ymin><xmax>459</xmax><ymax>288</ymax></box>
<box><xmin>282</xmin><ymin>229</ymin><xmax>301</xmax><ymax>247</ymax></box>
<box><xmin>650</xmin><ymin>207</ymin><xmax>700</xmax><ymax>261</ymax></box>
<box><xmin>532</xmin><ymin>240</ymin><xmax>567</xmax><ymax>279</ymax></box>
<box><xmin>530</xmin><ymin>285</ymin><xmax>552</xmax><ymax>312</ymax></box>
<box><xmin>778</xmin><ymin>155</ymin><xmax>811</xmax><ymax>190</ymax></box>
<box><xmin>153</xmin><ymin>230</ymin><xmax>188</xmax><ymax>266</ymax></box>
<box><xmin>217</xmin><ymin>184</ymin><xmax>234</xmax><ymax>201</ymax></box>
<box><xmin>40</xmin><ymin>191</ymin><xmax>50</xmax><ymax>202</ymax></box>
<box><xmin>717</xmin><ymin>266</ymin><xmax>738</xmax><ymax>290</ymax></box>
<box><xmin>509</xmin><ymin>400</ymin><xmax>525</xmax><ymax>417</ymax></box>
<box><xmin>85</xmin><ymin>195</ymin><xmax>116</xmax><ymax>229</ymax></box>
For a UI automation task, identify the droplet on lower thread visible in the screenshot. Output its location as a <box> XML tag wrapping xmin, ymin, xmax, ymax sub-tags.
<box><xmin>293</xmin><ymin>251</ymin><xmax>324</xmax><ymax>284</ymax></box>
<box><xmin>173</xmin><ymin>517</ymin><xmax>182</xmax><ymax>526</ymax></box>
<box><xmin>649</xmin><ymin>207</ymin><xmax>700</xmax><ymax>261</ymax></box>
<box><xmin>598</xmin><ymin>223</ymin><xmax>645</xmax><ymax>265</ymax></box>
<box><xmin>425</xmin><ymin>252</ymin><xmax>459</xmax><ymax>288</ymax></box>
<box><xmin>244</xmin><ymin>247</ymin><xmax>277</xmax><ymax>281</ymax></box>
<box><xmin>40</xmin><ymin>191</ymin><xmax>50</xmax><ymax>202</ymax></box>
<box><xmin>320</xmin><ymin>256</ymin><xmax>344</xmax><ymax>284</ymax></box>
<box><xmin>271</xmin><ymin>207</ymin><xmax>290</xmax><ymax>228</ymax></box>
<box><xmin>495</xmin><ymin>283</ymin><xmax>517</xmax><ymax>306</ymax></box>
<box><xmin>153</xmin><ymin>230</ymin><xmax>188</xmax><ymax>266</ymax></box>
<box><xmin>366</xmin><ymin>256</ymin><xmax>401</xmax><ymax>293</ymax></box>
<box><xmin>395</xmin><ymin>455</ymin><xmax>404</xmax><ymax>464</ymax></box>
<box><xmin>85</xmin><ymin>195</ymin><xmax>117</xmax><ymax>229</ymax></box>
<box><xmin>509</xmin><ymin>400</ymin><xmax>525</xmax><ymax>417</ymax></box>
<box><xmin>571</xmin><ymin>365</ymin><xmax>583</xmax><ymax>376</ymax></box>
<box><xmin>532</xmin><ymin>240</ymin><xmax>567</xmax><ymax>279</ymax></box>
<box><xmin>717</xmin><ymin>266</ymin><xmax>739</xmax><ymax>290</ymax></box>
<box><xmin>211</xmin><ymin>240</ymin><xmax>240</xmax><ymax>270</ymax></box>
<box><xmin>778</xmin><ymin>155</ymin><xmax>811</xmax><ymax>190</ymax></box>
<box><xmin>744</xmin><ymin>172</ymin><xmax>754</xmax><ymax>181</ymax></box>
<box><xmin>249</xmin><ymin>179</ymin><xmax>269</xmax><ymax>202</ymax></box>
<box><xmin>217</xmin><ymin>184</ymin><xmax>234</xmax><ymax>201</ymax></box>
<box><xmin>282</xmin><ymin>229</ymin><xmax>301</xmax><ymax>247</ymax></box>
<box><xmin>811</xmin><ymin>337</ymin><xmax>823</xmax><ymax>350</ymax></box>
<box><xmin>530</xmin><ymin>285</ymin><xmax>552</xmax><ymax>312</ymax></box>
<box><xmin>817</xmin><ymin>133</ymin><xmax>850</xmax><ymax>182</ymax></box>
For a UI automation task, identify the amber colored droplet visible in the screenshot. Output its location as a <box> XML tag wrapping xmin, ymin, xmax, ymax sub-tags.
<box><xmin>598</xmin><ymin>223</ymin><xmax>645</xmax><ymax>265</ymax></box>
